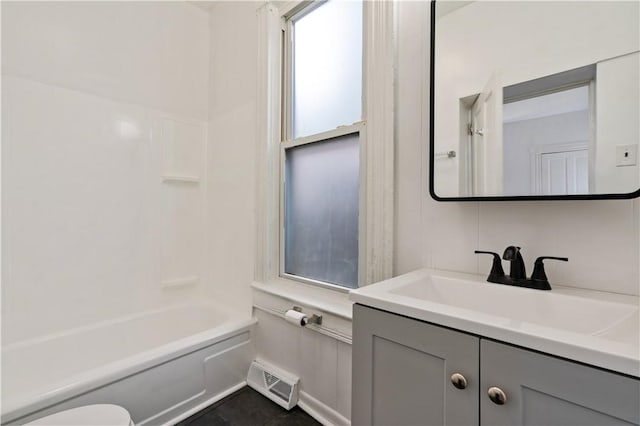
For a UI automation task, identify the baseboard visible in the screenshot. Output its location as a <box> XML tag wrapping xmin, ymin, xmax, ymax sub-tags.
<box><xmin>162</xmin><ymin>381</ymin><xmax>247</xmax><ymax>426</ymax></box>
<box><xmin>298</xmin><ymin>391</ymin><xmax>350</xmax><ymax>426</ymax></box>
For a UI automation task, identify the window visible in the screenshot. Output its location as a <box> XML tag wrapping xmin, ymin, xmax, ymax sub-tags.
<box><xmin>290</xmin><ymin>0</ymin><xmax>362</xmax><ymax>138</ymax></box>
<box><xmin>282</xmin><ymin>0</ymin><xmax>363</xmax><ymax>289</ymax></box>
<box><xmin>255</xmin><ymin>0</ymin><xmax>394</xmax><ymax>293</ymax></box>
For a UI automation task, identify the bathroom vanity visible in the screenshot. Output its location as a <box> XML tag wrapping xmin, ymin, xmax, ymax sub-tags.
<box><xmin>350</xmin><ymin>269</ymin><xmax>640</xmax><ymax>425</ymax></box>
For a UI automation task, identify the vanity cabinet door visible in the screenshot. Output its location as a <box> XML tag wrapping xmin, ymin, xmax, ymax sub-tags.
<box><xmin>352</xmin><ymin>304</ymin><xmax>479</xmax><ymax>426</ymax></box>
<box><xmin>480</xmin><ymin>339</ymin><xmax>640</xmax><ymax>426</ymax></box>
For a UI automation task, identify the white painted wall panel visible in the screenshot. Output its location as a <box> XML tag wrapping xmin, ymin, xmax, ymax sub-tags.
<box><xmin>253</xmin><ymin>310</ymin><xmax>352</xmax><ymax>422</ymax></box>
<box><xmin>336</xmin><ymin>341</ymin><xmax>352</xmax><ymax>420</ymax></box>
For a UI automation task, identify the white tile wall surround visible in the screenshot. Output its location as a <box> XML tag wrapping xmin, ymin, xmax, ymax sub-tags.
<box><xmin>1</xmin><ymin>75</ymin><xmax>209</xmax><ymax>344</ymax></box>
<box><xmin>1</xmin><ymin>1</ymin><xmax>209</xmax><ymax>120</ymax></box>
<box><xmin>160</xmin><ymin>118</ymin><xmax>205</xmax><ymax>181</ymax></box>
<box><xmin>1</xmin><ymin>0</ymin><xmax>210</xmax><ymax>344</ymax></box>
<box><xmin>160</xmin><ymin>183</ymin><xmax>204</xmax><ymax>286</ymax></box>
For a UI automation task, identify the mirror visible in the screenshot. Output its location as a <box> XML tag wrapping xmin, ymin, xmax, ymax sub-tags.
<box><xmin>430</xmin><ymin>0</ymin><xmax>640</xmax><ymax>200</ymax></box>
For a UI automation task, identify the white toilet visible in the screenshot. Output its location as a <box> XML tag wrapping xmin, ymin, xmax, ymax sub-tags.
<box><xmin>25</xmin><ymin>404</ymin><xmax>133</xmax><ymax>426</ymax></box>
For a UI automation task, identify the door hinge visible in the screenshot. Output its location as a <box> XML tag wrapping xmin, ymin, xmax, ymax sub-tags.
<box><xmin>468</xmin><ymin>124</ymin><xmax>485</xmax><ymax>136</ymax></box>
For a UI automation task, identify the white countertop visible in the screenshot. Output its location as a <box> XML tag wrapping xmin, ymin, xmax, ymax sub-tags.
<box><xmin>350</xmin><ymin>269</ymin><xmax>640</xmax><ymax>378</ymax></box>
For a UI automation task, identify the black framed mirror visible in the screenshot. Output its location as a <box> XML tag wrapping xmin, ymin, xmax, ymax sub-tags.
<box><xmin>430</xmin><ymin>0</ymin><xmax>640</xmax><ymax>201</ymax></box>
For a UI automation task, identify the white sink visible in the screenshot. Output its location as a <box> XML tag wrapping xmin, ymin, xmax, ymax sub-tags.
<box><xmin>349</xmin><ymin>268</ymin><xmax>640</xmax><ymax>377</ymax></box>
<box><xmin>389</xmin><ymin>274</ymin><xmax>637</xmax><ymax>336</ymax></box>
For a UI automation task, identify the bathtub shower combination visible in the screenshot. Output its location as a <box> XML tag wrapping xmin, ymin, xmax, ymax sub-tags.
<box><xmin>1</xmin><ymin>304</ymin><xmax>256</xmax><ymax>425</ymax></box>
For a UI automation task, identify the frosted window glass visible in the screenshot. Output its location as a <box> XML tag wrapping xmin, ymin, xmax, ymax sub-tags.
<box><xmin>293</xmin><ymin>0</ymin><xmax>362</xmax><ymax>138</ymax></box>
<box><xmin>284</xmin><ymin>133</ymin><xmax>359</xmax><ymax>288</ymax></box>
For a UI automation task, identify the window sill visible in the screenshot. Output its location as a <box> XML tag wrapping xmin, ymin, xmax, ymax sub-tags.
<box><xmin>251</xmin><ymin>277</ymin><xmax>353</xmax><ymax>320</ymax></box>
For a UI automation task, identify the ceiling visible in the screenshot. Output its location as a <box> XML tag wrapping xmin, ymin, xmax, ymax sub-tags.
<box><xmin>503</xmin><ymin>85</ymin><xmax>589</xmax><ymax>124</ymax></box>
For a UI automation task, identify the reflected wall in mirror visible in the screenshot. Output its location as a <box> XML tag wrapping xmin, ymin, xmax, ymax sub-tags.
<box><xmin>431</xmin><ymin>0</ymin><xmax>640</xmax><ymax>200</ymax></box>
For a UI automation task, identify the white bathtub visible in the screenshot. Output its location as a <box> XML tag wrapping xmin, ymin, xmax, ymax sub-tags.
<box><xmin>1</xmin><ymin>303</ymin><xmax>256</xmax><ymax>425</ymax></box>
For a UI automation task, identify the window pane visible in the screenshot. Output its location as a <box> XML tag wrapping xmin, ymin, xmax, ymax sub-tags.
<box><xmin>284</xmin><ymin>133</ymin><xmax>359</xmax><ymax>288</ymax></box>
<box><xmin>292</xmin><ymin>0</ymin><xmax>362</xmax><ymax>138</ymax></box>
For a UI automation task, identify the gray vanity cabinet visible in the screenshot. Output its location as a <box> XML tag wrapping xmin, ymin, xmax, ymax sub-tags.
<box><xmin>352</xmin><ymin>304</ymin><xmax>640</xmax><ymax>426</ymax></box>
<box><xmin>352</xmin><ymin>304</ymin><xmax>480</xmax><ymax>426</ymax></box>
<box><xmin>481</xmin><ymin>339</ymin><xmax>640</xmax><ymax>426</ymax></box>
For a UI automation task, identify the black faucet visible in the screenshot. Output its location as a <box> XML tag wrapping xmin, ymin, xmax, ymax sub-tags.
<box><xmin>475</xmin><ymin>247</ymin><xmax>568</xmax><ymax>290</ymax></box>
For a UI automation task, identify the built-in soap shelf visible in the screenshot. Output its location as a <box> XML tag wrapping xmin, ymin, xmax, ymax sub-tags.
<box><xmin>157</xmin><ymin>117</ymin><xmax>204</xmax><ymax>291</ymax></box>
<box><xmin>160</xmin><ymin>275</ymin><xmax>199</xmax><ymax>289</ymax></box>
<box><xmin>158</xmin><ymin>117</ymin><xmax>204</xmax><ymax>185</ymax></box>
<box><xmin>161</xmin><ymin>174</ymin><xmax>201</xmax><ymax>184</ymax></box>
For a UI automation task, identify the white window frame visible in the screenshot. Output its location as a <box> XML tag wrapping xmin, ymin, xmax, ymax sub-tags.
<box><xmin>256</xmin><ymin>0</ymin><xmax>395</xmax><ymax>292</ymax></box>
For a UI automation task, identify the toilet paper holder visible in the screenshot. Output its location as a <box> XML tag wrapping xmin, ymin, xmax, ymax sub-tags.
<box><xmin>293</xmin><ymin>306</ymin><xmax>323</xmax><ymax>326</ymax></box>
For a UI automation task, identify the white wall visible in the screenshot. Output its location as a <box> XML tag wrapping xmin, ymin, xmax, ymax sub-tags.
<box><xmin>1</xmin><ymin>2</ymin><xmax>210</xmax><ymax>344</ymax></box>
<box><xmin>197</xmin><ymin>2</ymin><xmax>356</xmax><ymax>421</ymax></box>
<box><xmin>1</xmin><ymin>1</ymin><xmax>209</xmax><ymax>120</ymax></box>
<box><xmin>204</xmin><ymin>1</ymin><xmax>258</xmax><ymax>316</ymax></box>
<box><xmin>396</xmin><ymin>1</ymin><xmax>640</xmax><ymax>297</ymax></box>
<box><xmin>203</xmin><ymin>2</ymin><xmax>351</xmax><ymax>420</ymax></box>
<box><xmin>100</xmin><ymin>2</ymin><xmax>624</xmax><ymax>425</ymax></box>
<box><xmin>595</xmin><ymin>52</ymin><xmax>640</xmax><ymax>193</ymax></box>
<box><xmin>244</xmin><ymin>4</ymin><xmax>639</xmax><ymax>424</ymax></box>
<box><xmin>503</xmin><ymin>110</ymin><xmax>589</xmax><ymax>195</ymax></box>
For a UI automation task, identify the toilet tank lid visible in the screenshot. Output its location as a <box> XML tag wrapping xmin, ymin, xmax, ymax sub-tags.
<box><xmin>25</xmin><ymin>404</ymin><xmax>131</xmax><ymax>426</ymax></box>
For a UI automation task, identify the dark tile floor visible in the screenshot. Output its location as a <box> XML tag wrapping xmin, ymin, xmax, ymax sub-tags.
<box><xmin>176</xmin><ymin>387</ymin><xmax>321</xmax><ymax>426</ymax></box>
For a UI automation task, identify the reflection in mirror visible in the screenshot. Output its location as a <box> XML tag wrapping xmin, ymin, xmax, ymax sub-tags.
<box><xmin>432</xmin><ymin>1</ymin><xmax>640</xmax><ymax>199</ymax></box>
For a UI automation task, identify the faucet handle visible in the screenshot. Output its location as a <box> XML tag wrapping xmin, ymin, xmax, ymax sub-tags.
<box><xmin>531</xmin><ymin>256</ymin><xmax>569</xmax><ymax>287</ymax></box>
<box><xmin>475</xmin><ymin>251</ymin><xmax>505</xmax><ymax>282</ymax></box>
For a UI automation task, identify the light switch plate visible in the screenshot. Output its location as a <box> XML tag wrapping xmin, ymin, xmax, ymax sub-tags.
<box><xmin>616</xmin><ymin>144</ymin><xmax>638</xmax><ymax>167</ymax></box>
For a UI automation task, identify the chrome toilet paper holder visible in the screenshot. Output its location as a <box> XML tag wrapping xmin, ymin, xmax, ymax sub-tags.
<box><xmin>293</xmin><ymin>306</ymin><xmax>323</xmax><ymax>326</ymax></box>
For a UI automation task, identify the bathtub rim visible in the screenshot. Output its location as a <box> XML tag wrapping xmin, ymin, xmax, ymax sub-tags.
<box><xmin>2</xmin><ymin>301</ymin><xmax>231</xmax><ymax>351</ymax></box>
<box><xmin>1</xmin><ymin>304</ymin><xmax>255</xmax><ymax>424</ymax></box>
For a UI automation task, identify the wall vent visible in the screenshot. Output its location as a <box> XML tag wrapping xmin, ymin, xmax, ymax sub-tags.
<box><xmin>247</xmin><ymin>360</ymin><xmax>299</xmax><ymax>410</ymax></box>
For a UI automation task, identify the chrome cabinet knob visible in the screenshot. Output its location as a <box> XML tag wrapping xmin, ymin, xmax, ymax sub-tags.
<box><xmin>450</xmin><ymin>373</ymin><xmax>468</xmax><ymax>390</ymax></box>
<box><xmin>488</xmin><ymin>387</ymin><xmax>507</xmax><ymax>405</ymax></box>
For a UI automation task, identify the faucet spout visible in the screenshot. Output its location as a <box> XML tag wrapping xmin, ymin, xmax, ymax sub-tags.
<box><xmin>503</xmin><ymin>246</ymin><xmax>526</xmax><ymax>281</ymax></box>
